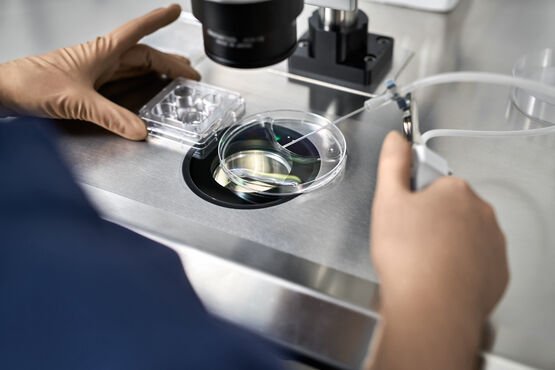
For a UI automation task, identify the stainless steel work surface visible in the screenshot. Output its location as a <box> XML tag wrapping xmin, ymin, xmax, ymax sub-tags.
<box><xmin>2</xmin><ymin>1</ymin><xmax>555</xmax><ymax>369</ymax></box>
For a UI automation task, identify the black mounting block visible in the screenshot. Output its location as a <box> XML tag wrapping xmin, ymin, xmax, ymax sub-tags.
<box><xmin>288</xmin><ymin>10</ymin><xmax>394</xmax><ymax>91</ymax></box>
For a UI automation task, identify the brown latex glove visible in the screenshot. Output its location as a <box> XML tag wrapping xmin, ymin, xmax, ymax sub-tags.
<box><xmin>0</xmin><ymin>4</ymin><xmax>200</xmax><ymax>140</ymax></box>
<box><xmin>368</xmin><ymin>132</ymin><xmax>509</xmax><ymax>370</ymax></box>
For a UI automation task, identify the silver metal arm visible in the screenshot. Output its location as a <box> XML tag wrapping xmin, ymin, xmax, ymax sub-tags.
<box><xmin>307</xmin><ymin>0</ymin><xmax>359</xmax><ymax>30</ymax></box>
<box><xmin>306</xmin><ymin>0</ymin><xmax>358</xmax><ymax>11</ymax></box>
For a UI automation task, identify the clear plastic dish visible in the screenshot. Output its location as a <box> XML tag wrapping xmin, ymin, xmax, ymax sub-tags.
<box><xmin>139</xmin><ymin>78</ymin><xmax>245</xmax><ymax>157</ymax></box>
<box><xmin>512</xmin><ymin>48</ymin><xmax>555</xmax><ymax>125</ymax></box>
<box><xmin>217</xmin><ymin>110</ymin><xmax>347</xmax><ymax>196</ymax></box>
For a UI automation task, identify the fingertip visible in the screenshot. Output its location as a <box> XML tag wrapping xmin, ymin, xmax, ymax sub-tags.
<box><xmin>170</xmin><ymin>68</ymin><xmax>200</xmax><ymax>81</ymax></box>
<box><xmin>114</xmin><ymin>111</ymin><xmax>148</xmax><ymax>140</ymax></box>
<box><xmin>378</xmin><ymin>131</ymin><xmax>411</xmax><ymax>168</ymax></box>
<box><xmin>381</xmin><ymin>131</ymin><xmax>409</xmax><ymax>156</ymax></box>
<box><xmin>166</xmin><ymin>3</ymin><xmax>182</xmax><ymax>18</ymax></box>
<box><xmin>376</xmin><ymin>130</ymin><xmax>412</xmax><ymax>194</ymax></box>
<box><xmin>387</xmin><ymin>131</ymin><xmax>404</xmax><ymax>140</ymax></box>
<box><xmin>190</xmin><ymin>69</ymin><xmax>201</xmax><ymax>81</ymax></box>
<box><xmin>110</xmin><ymin>4</ymin><xmax>183</xmax><ymax>49</ymax></box>
<box><xmin>128</xmin><ymin>118</ymin><xmax>148</xmax><ymax>141</ymax></box>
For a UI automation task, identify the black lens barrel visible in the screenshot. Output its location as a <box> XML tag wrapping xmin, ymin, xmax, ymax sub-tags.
<box><xmin>192</xmin><ymin>0</ymin><xmax>304</xmax><ymax>68</ymax></box>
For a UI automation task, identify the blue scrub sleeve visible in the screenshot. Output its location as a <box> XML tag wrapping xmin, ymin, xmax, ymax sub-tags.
<box><xmin>0</xmin><ymin>118</ymin><xmax>284</xmax><ymax>370</ymax></box>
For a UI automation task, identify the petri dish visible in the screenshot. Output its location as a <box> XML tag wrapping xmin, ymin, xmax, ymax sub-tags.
<box><xmin>512</xmin><ymin>48</ymin><xmax>555</xmax><ymax>124</ymax></box>
<box><xmin>217</xmin><ymin>110</ymin><xmax>347</xmax><ymax>196</ymax></box>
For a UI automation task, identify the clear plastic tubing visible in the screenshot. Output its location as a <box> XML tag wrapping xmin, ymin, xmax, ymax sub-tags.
<box><xmin>364</xmin><ymin>71</ymin><xmax>555</xmax><ymax>143</ymax></box>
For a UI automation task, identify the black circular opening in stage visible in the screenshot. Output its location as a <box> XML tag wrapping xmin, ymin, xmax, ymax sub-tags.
<box><xmin>183</xmin><ymin>127</ymin><xmax>321</xmax><ymax>209</ymax></box>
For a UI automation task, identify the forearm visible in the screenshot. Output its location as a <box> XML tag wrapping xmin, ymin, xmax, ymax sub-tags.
<box><xmin>369</xmin><ymin>297</ymin><xmax>483</xmax><ymax>370</ymax></box>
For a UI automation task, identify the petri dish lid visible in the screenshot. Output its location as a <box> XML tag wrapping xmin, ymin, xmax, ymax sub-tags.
<box><xmin>217</xmin><ymin>110</ymin><xmax>347</xmax><ymax>196</ymax></box>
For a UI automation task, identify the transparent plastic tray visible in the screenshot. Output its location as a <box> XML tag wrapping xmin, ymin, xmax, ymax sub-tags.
<box><xmin>139</xmin><ymin>78</ymin><xmax>245</xmax><ymax>157</ymax></box>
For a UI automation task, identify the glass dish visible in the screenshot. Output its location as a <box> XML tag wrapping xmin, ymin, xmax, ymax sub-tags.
<box><xmin>217</xmin><ymin>110</ymin><xmax>347</xmax><ymax>196</ymax></box>
<box><xmin>512</xmin><ymin>48</ymin><xmax>555</xmax><ymax>125</ymax></box>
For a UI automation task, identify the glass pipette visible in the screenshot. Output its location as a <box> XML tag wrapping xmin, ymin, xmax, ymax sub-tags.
<box><xmin>281</xmin><ymin>106</ymin><xmax>366</xmax><ymax>149</ymax></box>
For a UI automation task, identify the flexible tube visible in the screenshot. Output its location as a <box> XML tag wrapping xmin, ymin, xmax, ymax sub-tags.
<box><xmin>364</xmin><ymin>71</ymin><xmax>555</xmax><ymax>143</ymax></box>
<box><xmin>421</xmin><ymin>125</ymin><xmax>555</xmax><ymax>144</ymax></box>
<box><xmin>398</xmin><ymin>72</ymin><xmax>555</xmax><ymax>100</ymax></box>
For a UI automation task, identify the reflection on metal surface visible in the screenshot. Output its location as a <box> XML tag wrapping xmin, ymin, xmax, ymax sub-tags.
<box><xmin>180</xmin><ymin>248</ymin><xmax>378</xmax><ymax>370</ymax></box>
<box><xmin>84</xmin><ymin>185</ymin><xmax>380</xmax><ymax>369</ymax></box>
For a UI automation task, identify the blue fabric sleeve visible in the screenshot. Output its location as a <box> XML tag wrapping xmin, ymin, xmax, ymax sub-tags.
<box><xmin>0</xmin><ymin>118</ymin><xmax>284</xmax><ymax>370</ymax></box>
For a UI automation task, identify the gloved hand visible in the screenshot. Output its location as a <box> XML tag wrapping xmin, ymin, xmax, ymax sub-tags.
<box><xmin>368</xmin><ymin>132</ymin><xmax>509</xmax><ymax>370</ymax></box>
<box><xmin>0</xmin><ymin>4</ymin><xmax>199</xmax><ymax>140</ymax></box>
